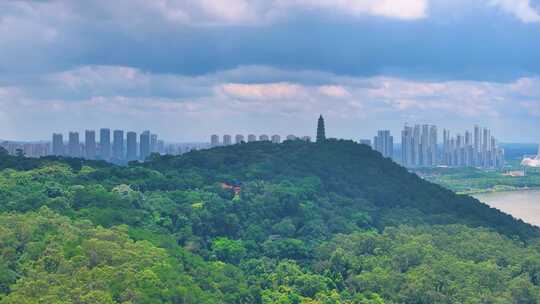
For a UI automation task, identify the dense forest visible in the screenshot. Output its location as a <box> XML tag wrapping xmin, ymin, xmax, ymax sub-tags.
<box><xmin>2</xmin><ymin>140</ymin><xmax>540</xmax><ymax>303</ymax></box>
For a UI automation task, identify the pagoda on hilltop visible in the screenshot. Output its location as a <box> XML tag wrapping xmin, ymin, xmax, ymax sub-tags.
<box><xmin>316</xmin><ymin>115</ymin><xmax>326</xmax><ymax>143</ymax></box>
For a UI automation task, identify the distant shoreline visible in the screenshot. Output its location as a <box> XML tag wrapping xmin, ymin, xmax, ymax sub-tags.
<box><xmin>464</xmin><ymin>187</ymin><xmax>540</xmax><ymax>196</ymax></box>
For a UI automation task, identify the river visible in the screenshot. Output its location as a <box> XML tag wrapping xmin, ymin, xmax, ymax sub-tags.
<box><xmin>473</xmin><ymin>190</ymin><xmax>540</xmax><ymax>227</ymax></box>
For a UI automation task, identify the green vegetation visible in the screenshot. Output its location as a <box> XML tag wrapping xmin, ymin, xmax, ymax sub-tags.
<box><xmin>2</xmin><ymin>140</ymin><xmax>540</xmax><ymax>303</ymax></box>
<box><xmin>417</xmin><ymin>166</ymin><xmax>540</xmax><ymax>194</ymax></box>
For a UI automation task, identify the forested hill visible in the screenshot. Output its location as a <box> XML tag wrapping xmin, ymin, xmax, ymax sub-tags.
<box><xmin>4</xmin><ymin>140</ymin><xmax>540</xmax><ymax>303</ymax></box>
<box><xmin>141</xmin><ymin>139</ymin><xmax>539</xmax><ymax>240</ymax></box>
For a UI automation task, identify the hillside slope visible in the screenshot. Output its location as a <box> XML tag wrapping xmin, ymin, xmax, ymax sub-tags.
<box><xmin>2</xmin><ymin>140</ymin><xmax>540</xmax><ymax>303</ymax></box>
<box><xmin>142</xmin><ymin>139</ymin><xmax>540</xmax><ymax>240</ymax></box>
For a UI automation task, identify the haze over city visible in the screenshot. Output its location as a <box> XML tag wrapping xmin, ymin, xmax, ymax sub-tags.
<box><xmin>1</xmin><ymin>1</ymin><xmax>540</xmax><ymax>142</ymax></box>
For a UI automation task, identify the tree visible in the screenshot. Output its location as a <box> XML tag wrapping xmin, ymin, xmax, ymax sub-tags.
<box><xmin>15</xmin><ymin>149</ymin><xmax>24</xmax><ymax>157</ymax></box>
<box><xmin>212</xmin><ymin>237</ymin><xmax>246</xmax><ymax>264</ymax></box>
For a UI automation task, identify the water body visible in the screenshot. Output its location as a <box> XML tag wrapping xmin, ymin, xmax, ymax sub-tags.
<box><xmin>474</xmin><ymin>190</ymin><xmax>540</xmax><ymax>227</ymax></box>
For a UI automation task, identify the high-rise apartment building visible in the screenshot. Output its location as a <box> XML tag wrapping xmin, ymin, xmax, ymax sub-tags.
<box><xmin>139</xmin><ymin>131</ymin><xmax>151</xmax><ymax>160</ymax></box>
<box><xmin>259</xmin><ymin>135</ymin><xmax>269</xmax><ymax>141</ymax></box>
<box><xmin>68</xmin><ymin>132</ymin><xmax>80</xmax><ymax>157</ymax></box>
<box><xmin>474</xmin><ymin>125</ymin><xmax>481</xmax><ymax>166</ymax></box>
<box><xmin>374</xmin><ymin>130</ymin><xmax>393</xmax><ymax>158</ymax></box>
<box><xmin>99</xmin><ymin>128</ymin><xmax>111</xmax><ymax>160</ymax></box>
<box><xmin>126</xmin><ymin>131</ymin><xmax>137</xmax><ymax>161</ymax></box>
<box><xmin>442</xmin><ymin>129</ymin><xmax>450</xmax><ymax>165</ymax></box>
<box><xmin>235</xmin><ymin>134</ymin><xmax>245</xmax><ymax>144</ymax></box>
<box><xmin>286</xmin><ymin>135</ymin><xmax>297</xmax><ymax>141</ymax></box>
<box><xmin>223</xmin><ymin>135</ymin><xmax>232</xmax><ymax>146</ymax></box>
<box><xmin>52</xmin><ymin>133</ymin><xmax>64</xmax><ymax>156</ymax></box>
<box><xmin>150</xmin><ymin>134</ymin><xmax>158</xmax><ymax>153</ymax></box>
<box><xmin>113</xmin><ymin>130</ymin><xmax>124</xmax><ymax>160</ymax></box>
<box><xmin>247</xmin><ymin>134</ymin><xmax>257</xmax><ymax>142</ymax></box>
<box><xmin>85</xmin><ymin>130</ymin><xmax>96</xmax><ymax>159</ymax></box>
<box><xmin>211</xmin><ymin>135</ymin><xmax>220</xmax><ymax>147</ymax></box>
<box><xmin>400</xmin><ymin>124</ymin><xmax>437</xmax><ymax>167</ymax></box>
<box><xmin>401</xmin><ymin>126</ymin><xmax>414</xmax><ymax>166</ymax></box>
<box><xmin>271</xmin><ymin>135</ymin><xmax>281</xmax><ymax>144</ymax></box>
<box><xmin>157</xmin><ymin>140</ymin><xmax>165</xmax><ymax>154</ymax></box>
<box><xmin>429</xmin><ymin>125</ymin><xmax>438</xmax><ymax>166</ymax></box>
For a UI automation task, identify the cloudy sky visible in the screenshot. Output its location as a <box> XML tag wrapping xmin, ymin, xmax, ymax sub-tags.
<box><xmin>1</xmin><ymin>0</ymin><xmax>540</xmax><ymax>142</ymax></box>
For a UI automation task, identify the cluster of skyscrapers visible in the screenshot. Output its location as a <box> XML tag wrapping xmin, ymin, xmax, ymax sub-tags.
<box><xmin>0</xmin><ymin>141</ymin><xmax>50</xmax><ymax>158</ymax></box>
<box><xmin>401</xmin><ymin>124</ymin><xmax>439</xmax><ymax>167</ymax></box>
<box><xmin>441</xmin><ymin>126</ymin><xmax>505</xmax><ymax>168</ymax></box>
<box><xmin>210</xmin><ymin>134</ymin><xmax>311</xmax><ymax>147</ymax></box>
<box><xmin>358</xmin><ymin>124</ymin><xmax>505</xmax><ymax>169</ymax></box>
<box><xmin>401</xmin><ymin>124</ymin><xmax>504</xmax><ymax>169</ymax></box>
<box><xmin>51</xmin><ymin>129</ymin><xmax>164</xmax><ymax>163</ymax></box>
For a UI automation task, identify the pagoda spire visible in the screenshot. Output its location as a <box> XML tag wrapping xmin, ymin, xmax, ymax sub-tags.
<box><xmin>316</xmin><ymin>115</ymin><xmax>326</xmax><ymax>143</ymax></box>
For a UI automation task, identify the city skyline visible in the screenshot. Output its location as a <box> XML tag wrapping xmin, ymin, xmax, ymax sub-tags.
<box><xmin>1</xmin><ymin>128</ymin><xmax>210</xmax><ymax>163</ymax></box>
<box><xmin>1</xmin><ymin>2</ymin><xmax>540</xmax><ymax>142</ymax></box>
<box><xmin>1</xmin><ymin>121</ymin><xmax>534</xmax><ymax>144</ymax></box>
<box><xmin>0</xmin><ymin>118</ymin><xmax>529</xmax><ymax>171</ymax></box>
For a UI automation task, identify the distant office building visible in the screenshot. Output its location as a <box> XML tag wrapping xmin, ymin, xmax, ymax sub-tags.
<box><xmin>374</xmin><ymin>130</ymin><xmax>393</xmax><ymax>158</ymax></box>
<box><xmin>442</xmin><ymin>129</ymin><xmax>450</xmax><ymax>165</ymax></box>
<box><xmin>401</xmin><ymin>126</ymin><xmax>414</xmax><ymax>166</ymax></box>
<box><xmin>235</xmin><ymin>134</ymin><xmax>245</xmax><ymax>144</ymax></box>
<box><xmin>113</xmin><ymin>130</ymin><xmax>124</xmax><ymax>160</ymax></box>
<box><xmin>126</xmin><ymin>131</ymin><xmax>137</xmax><ymax>161</ymax></box>
<box><xmin>286</xmin><ymin>135</ymin><xmax>297</xmax><ymax>141</ymax></box>
<box><xmin>85</xmin><ymin>130</ymin><xmax>96</xmax><ymax>159</ymax></box>
<box><xmin>474</xmin><ymin>125</ymin><xmax>481</xmax><ymax>166</ymax></box>
<box><xmin>150</xmin><ymin>134</ymin><xmax>158</xmax><ymax>153</ymax></box>
<box><xmin>52</xmin><ymin>133</ymin><xmax>64</xmax><ymax>156</ymax></box>
<box><xmin>211</xmin><ymin>135</ymin><xmax>220</xmax><ymax>147</ymax></box>
<box><xmin>99</xmin><ymin>128</ymin><xmax>111</xmax><ymax>160</ymax></box>
<box><xmin>271</xmin><ymin>135</ymin><xmax>281</xmax><ymax>144</ymax></box>
<box><xmin>223</xmin><ymin>135</ymin><xmax>232</xmax><ymax>146</ymax></box>
<box><xmin>68</xmin><ymin>132</ymin><xmax>80</xmax><ymax>157</ymax></box>
<box><xmin>247</xmin><ymin>134</ymin><xmax>257</xmax><ymax>142</ymax></box>
<box><xmin>401</xmin><ymin>124</ymin><xmax>437</xmax><ymax>167</ymax></box>
<box><xmin>301</xmin><ymin>136</ymin><xmax>311</xmax><ymax>142</ymax></box>
<box><xmin>259</xmin><ymin>135</ymin><xmax>269</xmax><ymax>141</ymax></box>
<box><xmin>359</xmin><ymin>139</ymin><xmax>372</xmax><ymax>147</ymax></box>
<box><xmin>140</xmin><ymin>131</ymin><xmax>151</xmax><ymax>160</ymax></box>
<box><xmin>157</xmin><ymin>140</ymin><xmax>165</xmax><ymax>154</ymax></box>
<box><xmin>429</xmin><ymin>125</ymin><xmax>438</xmax><ymax>166</ymax></box>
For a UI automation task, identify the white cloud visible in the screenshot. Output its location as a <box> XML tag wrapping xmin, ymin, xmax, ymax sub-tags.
<box><xmin>197</xmin><ymin>0</ymin><xmax>257</xmax><ymax>23</ymax></box>
<box><xmin>218</xmin><ymin>82</ymin><xmax>307</xmax><ymax>100</ymax></box>
<box><xmin>490</xmin><ymin>0</ymin><xmax>540</xmax><ymax>22</ymax></box>
<box><xmin>2</xmin><ymin>65</ymin><xmax>540</xmax><ymax>141</ymax></box>
<box><xmin>520</xmin><ymin>101</ymin><xmax>540</xmax><ymax>116</ymax></box>
<box><xmin>364</xmin><ymin>77</ymin><xmax>508</xmax><ymax>117</ymax></box>
<box><xmin>276</xmin><ymin>0</ymin><xmax>428</xmax><ymax>20</ymax></box>
<box><xmin>0</xmin><ymin>0</ymin><xmax>429</xmax><ymax>31</ymax></box>
<box><xmin>49</xmin><ymin>66</ymin><xmax>146</xmax><ymax>91</ymax></box>
<box><xmin>318</xmin><ymin>85</ymin><xmax>352</xmax><ymax>98</ymax></box>
<box><xmin>145</xmin><ymin>0</ymin><xmax>430</xmax><ymax>24</ymax></box>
